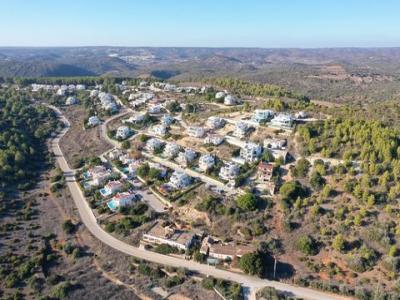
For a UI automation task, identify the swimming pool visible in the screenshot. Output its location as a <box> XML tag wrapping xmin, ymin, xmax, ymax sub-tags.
<box><xmin>100</xmin><ymin>188</ymin><xmax>111</xmax><ymax>197</ymax></box>
<box><xmin>107</xmin><ymin>200</ymin><xmax>119</xmax><ymax>211</ymax></box>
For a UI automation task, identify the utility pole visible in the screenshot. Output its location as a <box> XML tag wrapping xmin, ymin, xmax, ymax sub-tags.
<box><xmin>273</xmin><ymin>255</ymin><xmax>277</xmax><ymax>279</ymax></box>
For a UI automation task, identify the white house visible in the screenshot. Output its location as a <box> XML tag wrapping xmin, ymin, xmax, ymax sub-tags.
<box><xmin>169</xmin><ymin>171</ymin><xmax>192</xmax><ymax>189</ymax></box>
<box><xmin>295</xmin><ymin>111</ymin><xmax>308</xmax><ymax>119</ymax></box>
<box><xmin>90</xmin><ymin>90</ymin><xmax>99</xmax><ymax>98</ymax></box>
<box><xmin>176</xmin><ymin>149</ymin><xmax>197</xmax><ymax>167</ymax></box>
<box><xmin>56</xmin><ymin>88</ymin><xmax>66</xmax><ymax>96</ymax></box>
<box><xmin>270</xmin><ymin>113</ymin><xmax>294</xmax><ymax>129</ymax></box>
<box><xmin>240</xmin><ymin>142</ymin><xmax>262</xmax><ymax>163</ymax></box>
<box><xmin>215</xmin><ymin>91</ymin><xmax>226</xmax><ymax>99</ymax></box>
<box><xmin>207</xmin><ymin>116</ymin><xmax>225</xmax><ymax>129</ymax></box>
<box><xmin>148</xmin><ymin>104</ymin><xmax>163</xmax><ymax>114</ymax></box>
<box><xmin>148</xmin><ymin>162</ymin><xmax>168</xmax><ymax>178</ymax></box>
<box><xmin>233</xmin><ymin>122</ymin><xmax>250</xmax><ymax>139</ymax></box>
<box><xmin>145</xmin><ymin>138</ymin><xmax>164</xmax><ymax>153</ymax></box>
<box><xmin>161</xmin><ymin>114</ymin><xmax>174</xmax><ymax>126</ymax></box>
<box><xmin>76</xmin><ymin>84</ymin><xmax>86</xmax><ymax>90</ymax></box>
<box><xmin>224</xmin><ymin>94</ymin><xmax>239</xmax><ymax>106</ymax></box>
<box><xmin>87</xmin><ymin>116</ymin><xmax>100</xmax><ymax>127</ymax></box>
<box><xmin>107</xmin><ymin>192</ymin><xmax>138</xmax><ymax>211</ymax></box>
<box><xmin>199</xmin><ymin>154</ymin><xmax>215</xmax><ymax>172</ymax></box>
<box><xmin>65</xmin><ymin>96</ymin><xmax>78</xmax><ymax>105</ymax></box>
<box><xmin>252</xmin><ymin>109</ymin><xmax>274</xmax><ymax>123</ymax></box>
<box><xmin>152</xmin><ymin>124</ymin><xmax>168</xmax><ymax>137</ymax></box>
<box><xmin>123</xmin><ymin>113</ymin><xmax>146</xmax><ymax>124</ymax></box>
<box><xmin>187</xmin><ymin>126</ymin><xmax>205</xmax><ymax>138</ymax></box>
<box><xmin>101</xmin><ymin>180</ymin><xmax>123</xmax><ymax>196</ymax></box>
<box><xmin>108</xmin><ymin>149</ymin><xmax>123</xmax><ymax>161</ymax></box>
<box><xmin>204</xmin><ymin>134</ymin><xmax>224</xmax><ymax>146</ymax></box>
<box><xmin>219</xmin><ymin>162</ymin><xmax>240</xmax><ymax>181</ymax></box>
<box><xmin>264</xmin><ymin>138</ymin><xmax>287</xmax><ymax>150</ymax></box>
<box><xmin>116</xmin><ymin>126</ymin><xmax>131</xmax><ymax>140</ymax></box>
<box><xmin>163</xmin><ymin>143</ymin><xmax>181</xmax><ymax>159</ymax></box>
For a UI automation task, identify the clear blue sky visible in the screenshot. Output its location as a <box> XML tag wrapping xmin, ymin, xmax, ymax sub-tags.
<box><xmin>1</xmin><ymin>0</ymin><xmax>399</xmax><ymax>48</ymax></box>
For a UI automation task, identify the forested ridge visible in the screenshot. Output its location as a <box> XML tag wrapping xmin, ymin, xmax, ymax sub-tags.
<box><xmin>0</xmin><ymin>91</ymin><xmax>59</xmax><ymax>193</ymax></box>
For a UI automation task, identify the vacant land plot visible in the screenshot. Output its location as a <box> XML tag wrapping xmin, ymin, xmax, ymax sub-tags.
<box><xmin>60</xmin><ymin>105</ymin><xmax>111</xmax><ymax>166</ymax></box>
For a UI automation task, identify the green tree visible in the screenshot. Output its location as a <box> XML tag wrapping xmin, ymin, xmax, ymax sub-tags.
<box><xmin>236</xmin><ymin>193</ymin><xmax>257</xmax><ymax>211</ymax></box>
<box><xmin>239</xmin><ymin>252</ymin><xmax>264</xmax><ymax>276</ymax></box>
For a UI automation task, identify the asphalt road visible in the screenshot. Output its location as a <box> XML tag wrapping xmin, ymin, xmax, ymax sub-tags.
<box><xmin>47</xmin><ymin>104</ymin><xmax>352</xmax><ymax>300</ymax></box>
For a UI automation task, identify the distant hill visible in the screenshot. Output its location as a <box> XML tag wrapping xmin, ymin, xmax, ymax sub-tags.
<box><xmin>1</xmin><ymin>47</ymin><xmax>400</xmax><ymax>102</ymax></box>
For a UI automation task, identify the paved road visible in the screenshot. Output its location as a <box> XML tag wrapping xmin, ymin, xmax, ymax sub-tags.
<box><xmin>47</xmin><ymin>105</ymin><xmax>352</xmax><ymax>300</ymax></box>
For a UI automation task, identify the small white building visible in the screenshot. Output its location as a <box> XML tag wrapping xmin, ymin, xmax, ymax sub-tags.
<box><xmin>161</xmin><ymin>114</ymin><xmax>174</xmax><ymax>126</ymax></box>
<box><xmin>233</xmin><ymin>122</ymin><xmax>250</xmax><ymax>139</ymax></box>
<box><xmin>295</xmin><ymin>111</ymin><xmax>308</xmax><ymax>119</ymax></box>
<box><xmin>169</xmin><ymin>171</ymin><xmax>192</xmax><ymax>189</ymax></box>
<box><xmin>148</xmin><ymin>104</ymin><xmax>163</xmax><ymax>114</ymax></box>
<box><xmin>87</xmin><ymin>116</ymin><xmax>100</xmax><ymax>127</ymax></box>
<box><xmin>240</xmin><ymin>142</ymin><xmax>263</xmax><ymax>163</ymax></box>
<box><xmin>152</xmin><ymin>124</ymin><xmax>168</xmax><ymax>137</ymax></box>
<box><xmin>65</xmin><ymin>96</ymin><xmax>78</xmax><ymax>105</ymax></box>
<box><xmin>90</xmin><ymin>90</ymin><xmax>99</xmax><ymax>98</ymax></box>
<box><xmin>145</xmin><ymin>138</ymin><xmax>164</xmax><ymax>153</ymax></box>
<box><xmin>176</xmin><ymin>149</ymin><xmax>197</xmax><ymax>167</ymax></box>
<box><xmin>215</xmin><ymin>91</ymin><xmax>226</xmax><ymax>99</ymax></box>
<box><xmin>115</xmin><ymin>126</ymin><xmax>131</xmax><ymax>140</ymax></box>
<box><xmin>187</xmin><ymin>126</ymin><xmax>205</xmax><ymax>138</ymax></box>
<box><xmin>163</xmin><ymin>143</ymin><xmax>181</xmax><ymax>159</ymax></box>
<box><xmin>219</xmin><ymin>162</ymin><xmax>240</xmax><ymax>181</ymax></box>
<box><xmin>204</xmin><ymin>134</ymin><xmax>224</xmax><ymax>146</ymax></box>
<box><xmin>264</xmin><ymin>138</ymin><xmax>287</xmax><ymax>150</ymax></box>
<box><xmin>56</xmin><ymin>88</ymin><xmax>66</xmax><ymax>96</ymax></box>
<box><xmin>123</xmin><ymin>113</ymin><xmax>146</xmax><ymax>124</ymax></box>
<box><xmin>76</xmin><ymin>84</ymin><xmax>86</xmax><ymax>90</ymax></box>
<box><xmin>199</xmin><ymin>154</ymin><xmax>215</xmax><ymax>172</ymax></box>
<box><xmin>207</xmin><ymin>116</ymin><xmax>225</xmax><ymax>129</ymax></box>
<box><xmin>270</xmin><ymin>113</ymin><xmax>294</xmax><ymax>129</ymax></box>
<box><xmin>252</xmin><ymin>109</ymin><xmax>274</xmax><ymax>123</ymax></box>
<box><xmin>224</xmin><ymin>94</ymin><xmax>238</xmax><ymax>106</ymax></box>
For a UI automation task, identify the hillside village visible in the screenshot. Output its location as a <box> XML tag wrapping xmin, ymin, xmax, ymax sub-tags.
<box><xmin>20</xmin><ymin>77</ymin><xmax>400</xmax><ymax>299</ymax></box>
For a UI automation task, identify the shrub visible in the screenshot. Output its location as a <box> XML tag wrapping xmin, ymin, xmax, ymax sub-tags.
<box><xmin>62</xmin><ymin>219</ymin><xmax>75</xmax><ymax>234</ymax></box>
<box><xmin>236</xmin><ymin>193</ymin><xmax>257</xmax><ymax>211</ymax></box>
<box><xmin>239</xmin><ymin>252</ymin><xmax>263</xmax><ymax>276</ymax></box>
<box><xmin>51</xmin><ymin>281</ymin><xmax>73</xmax><ymax>299</ymax></box>
<box><xmin>296</xmin><ymin>235</ymin><xmax>319</xmax><ymax>256</ymax></box>
<box><xmin>165</xmin><ymin>275</ymin><xmax>184</xmax><ymax>288</ymax></box>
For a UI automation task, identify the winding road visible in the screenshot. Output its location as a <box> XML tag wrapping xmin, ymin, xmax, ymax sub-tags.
<box><xmin>47</xmin><ymin>103</ymin><xmax>352</xmax><ymax>300</ymax></box>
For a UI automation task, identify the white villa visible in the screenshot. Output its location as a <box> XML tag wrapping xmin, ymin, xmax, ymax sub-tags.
<box><xmin>65</xmin><ymin>96</ymin><xmax>78</xmax><ymax>105</ymax></box>
<box><xmin>187</xmin><ymin>126</ymin><xmax>206</xmax><ymax>138</ymax></box>
<box><xmin>204</xmin><ymin>134</ymin><xmax>224</xmax><ymax>146</ymax></box>
<box><xmin>116</xmin><ymin>126</ymin><xmax>131</xmax><ymax>140</ymax></box>
<box><xmin>123</xmin><ymin>113</ymin><xmax>146</xmax><ymax>124</ymax></box>
<box><xmin>264</xmin><ymin>138</ymin><xmax>287</xmax><ymax>150</ymax></box>
<box><xmin>207</xmin><ymin>116</ymin><xmax>225</xmax><ymax>129</ymax></box>
<box><xmin>90</xmin><ymin>90</ymin><xmax>99</xmax><ymax>98</ymax></box>
<box><xmin>270</xmin><ymin>113</ymin><xmax>294</xmax><ymax>129</ymax></box>
<box><xmin>148</xmin><ymin>104</ymin><xmax>162</xmax><ymax>114</ymax></box>
<box><xmin>161</xmin><ymin>114</ymin><xmax>174</xmax><ymax>126</ymax></box>
<box><xmin>240</xmin><ymin>142</ymin><xmax>262</xmax><ymax>163</ymax></box>
<box><xmin>169</xmin><ymin>171</ymin><xmax>192</xmax><ymax>189</ymax></box>
<box><xmin>224</xmin><ymin>94</ymin><xmax>239</xmax><ymax>106</ymax></box>
<box><xmin>99</xmin><ymin>92</ymin><xmax>118</xmax><ymax>112</ymax></box>
<box><xmin>87</xmin><ymin>116</ymin><xmax>100</xmax><ymax>127</ymax></box>
<box><xmin>56</xmin><ymin>88</ymin><xmax>66</xmax><ymax>96</ymax></box>
<box><xmin>233</xmin><ymin>122</ymin><xmax>250</xmax><ymax>139</ymax></box>
<box><xmin>252</xmin><ymin>109</ymin><xmax>274</xmax><ymax>123</ymax></box>
<box><xmin>215</xmin><ymin>91</ymin><xmax>226</xmax><ymax>99</ymax></box>
<box><xmin>163</xmin><ymin>143</ymin><xmax>181</xmax><ymax>159</ymax></box>
<box><xmin>101</xmin><ymin>180</ymin><xmax>123</xmax><ymax>196</ymax></box>
<box><xmin>219</xmin><ymin>162</ymin><xmax>240</xmax><ymax>181</ymax></box>
<box><xmin>107</xmin><ymin>192</ymin><xmax>137</xmax><ymax>211</ymax></box>
<box><xmin>145</xmin><ymin>138</ymin><xmax>164</xmax><ymax>153</ymax></box>
<box><xmin>295</xmin><ymin>111</ymin><xmax>308</xmax><ymax>119</ymax></box>
<box><xmin>148</xmin><ymin>162</ymin><xmax>168</xmax><ymax>178</ymax></box>
<box><xmin>152</xmin><ymin>124</ymin><xmax>168</xmax><ymax>137</ymax></box>
<box><xmin>199</xmin><ymin>154</ymin><xmax>215</xmax><ymax>172</ymax></box>
<box><xmin>176</xmin><ymin>149</ymin><xmax>197</xmax><ymax>167</ymax></box>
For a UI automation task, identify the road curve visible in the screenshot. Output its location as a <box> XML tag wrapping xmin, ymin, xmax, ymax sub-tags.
<box><xmin>47</xmin><ymin>104</ymin><xmax>351</xmax><ymax>300</ymax></box>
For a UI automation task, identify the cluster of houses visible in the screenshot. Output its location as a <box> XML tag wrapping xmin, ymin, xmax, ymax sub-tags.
<box><xmin>215</xmin><ymin>91</ymin><xmax>242</xmax><ymax>106</ymax></box>
<box><xmin>31</xmin><ymin>83</ymin><xmax>86</xmax><ymax>94</ymax></box>
<box><xmin>97</xmin><ymin>92</ymin><xmax>118</xmax><ymax>112</ymax></box>
<box><xmin>82</xmin><ymin>164</ymin><xmax>139</xmax><ymax>211</ymax></box>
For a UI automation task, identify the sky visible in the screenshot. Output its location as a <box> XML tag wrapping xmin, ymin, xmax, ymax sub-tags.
<box><xmin>0</xmin><ymin>0</ymin><xmax>399</xmax><ymax>48</ymax></box>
